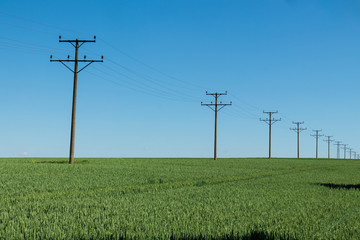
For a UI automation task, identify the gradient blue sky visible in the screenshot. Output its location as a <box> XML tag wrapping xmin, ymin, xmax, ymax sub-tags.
<box><xmin>1</xmin><ymin>0</ymin><xmax>360</xmax><ymax>158</ymax></box>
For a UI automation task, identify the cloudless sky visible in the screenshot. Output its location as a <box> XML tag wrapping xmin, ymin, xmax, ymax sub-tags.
<box><xmin>1</xmin><ymin>0</ymin><xmax>360</xmax><ymax>158</ymax></box>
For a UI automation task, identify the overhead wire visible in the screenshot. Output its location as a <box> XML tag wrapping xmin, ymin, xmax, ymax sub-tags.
<box><xmin>0</xmin><ymin>22</ymin><xmax>55</xmax><ymax>36</ymax></box>
<box><xmin>98</xmin><ymin>37</ymin><xmax>206</xmax><ymax>91</ymax></box>
<box><xmin>0</xmin><ymin>14</ymin><xmax>200</xmax><ymax>102</ymax></box>
<box><xmin>105</xmin><ymin>58</ymin><xmax>199</xmax><ymax>101</ymax></box>
<box><xmin>0</xmin><ymin>11</ymin><xmax>209</xmax><ymax>104</ymax></box>
<box><xmin>228</xmin><ymin>93</ymin><xmax>262</xmax><ymax>112</ymax></box>
<box><xmin>90</xmin><ymin>64</ymin><xmax>195</xmax><ymax>102</ymax></box>
<box><xmin>0</xmin><ymin>41</ymin><xmax>56</xmax><ymax>56</ymax></box>
<box><xmin>0</xmin><ymin>11</ymin><xmax>87</xmax><ymax>35</ymax></box>
<box><xmin>80</xmin><ymin>44</ymin><xmax>201</xmax><ymax>101</ymax></box>
<box><xmin>90</xmin><ymin>61</ymin><xmax>199</xmax><ymax>102</ymax></box>
<box><xmin>0</xmin><ymin>11</ymin><xmax>208</xmax><ymax>94</ymax></box>
<box><xmin>0</xmin><ymin>35</ymin><xmax>68</xmax><ymax>52</ymax></box>
<box><xmin>86</xmin><ymin>70</ymin><xmax>194</xmax><ymax>102</ymax></box>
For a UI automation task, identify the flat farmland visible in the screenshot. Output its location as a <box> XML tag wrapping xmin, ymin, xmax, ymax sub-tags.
<box><xmin>1</xmin><ymin>158</ymin><xmax>359</xmax><ymax>239</ymax></box>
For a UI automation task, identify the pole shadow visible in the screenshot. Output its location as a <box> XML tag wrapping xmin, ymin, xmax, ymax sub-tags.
<box><xmin>168</xmin><ymin>230</ymin><xmax>296</xmax><ymax>240</ymax></box>
<box><xmin>35</xmin><ymin>159</ymin><xmax>89</xmax><ymax>164</ymax></box>
<box><xmin>317</xmin><ymin>183</ymin><xmax>360</xmax><ymax>190</ymax></box>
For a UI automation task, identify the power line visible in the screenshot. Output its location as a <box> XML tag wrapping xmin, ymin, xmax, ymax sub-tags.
<box><xmin>84</xmin><ymin>45</ymin><xmax>267</xmax><ymax>117</ymax></box>
<box><xmin>0</xmin><ymin>42</ymin><xmax>53</xmax><ymax>55</ymax></box>
<box><xmin>104</xmin><ymin>58</ymin><xmax>199</xmax><ymax>101</ymax></box>
<box><xmin>79</xmin><ymin>45</ymin><xmax>203</xmax><ymax>102</ymax></box>
<box><xmin>0</xmin><ymin>21</ymin><xmax>54</xmax><ymax>36</ymax></box>
<box><xmin>2</xmin><ymin>31</ymin><xmax>262</xmax><ymax>115</ymax></box>
<box><xmin>290</xmin><ymin>121</ymin><xmax>307</xmax><ymax>159</ymax></box>
<box><xmin>0</xmin><ymin>11</ymin><xmax>87</xmax><ymax>35</ymax></box>
<box><xmin>231</xmin><ymin>104</ymin><xmax>259</xmax><ymax>119</ymax></box>
<box><xmin>0</xmin><ymin>39</ymin><xmax>68</xmax><ymax>56</ymax></box>
<box><xmin>221</xmin><ymin>110</ymin><xmax>256</xmax><ymax>120</ymax></box>
<box><xmin>90</xmin><ymin>65</ymin><xmax>194</xmax><ymax>102</ymax></box>
<box><xmin>0</xmin><ymin>35</ymin><xmax>67</xmax><ymax>52</ymax></box>
<box><xmin>0</xmin><ymin>27</ymin><xmax>201</xmax><ymax>103</ymax></box>
<box><xmin>86</xmin><ymin>69</ymin><xmax>194</xmax><ymax>102</ymax></box>
<box><xmin>0</xmin><ymin>11</ymin><xmax>217</xmax><ymax>95</ymax></box>
<box><xmin>98</xmin><ymin>37</ymin><xmax>206</xmax><ymax>91</ymax></box>
<box><xmin>50</xmin><ymin>36</ymin><xmax>103</xmax><ymax>164</ymax></box>
<box><xmin>310</xmin><ymin>130</ymin><xmax>323</xmax><ymax>159</ymax></box>
<box><xmin>260</xmin><ymin>111</ymin><xmax>281</xmax><ymax>158</ymax></box>
<box><xmin>228</xmin><ymin>93</ymin><xmax>262</xmax><ymax>112</ymax></box>
<box><xmin>201</xmin><ymin>91</ymin><xmax>232</xmax><ymax>160</ymax></box>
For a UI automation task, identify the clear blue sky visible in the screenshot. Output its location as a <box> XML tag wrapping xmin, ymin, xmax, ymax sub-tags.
<box><xmin>1</xmin><ymin>0</ymin><xmax>360</xmax><ymax>158</ymax></box>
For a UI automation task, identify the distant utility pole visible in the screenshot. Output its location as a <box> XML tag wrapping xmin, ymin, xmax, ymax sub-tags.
<box><xmin>290</xmin><ymin>122</ymin><xmax>307</xmax><ymax>159</ymax></box>
<box><xmin>348</xmin><ymin>148</ymin><xmax>352</xmax><ymax>159</ymax></box>
<box><xmin>341</xmin><ymin>144</ymin><xmax>348</xmax><ymax>159</ymax></box>
<box><xmin>334</xmin><ymin>141</ymin><xmax>341</xmax><ymax>159</ymax></box>
<box><xmin>323</xmin><ymin>136</ymin><xmax>334</xmax><ymax>159</ymax></box>
<box><xmin>353</xmin><ymin>151</ymin><xmax>357</xmax><ymax>159</ymax></box>
<box><xmin>310</xmin><ymin>130</ymin><xmax>323</xmax><ymax>159</ymax></box>
<box><xmin>201</xmin><ymin>91</ymin><xmax>232</xmax><ymax>160</ymax></box>
<box><xmin>51</xmin><ymin>36</ymin><xmax>103</xmax><ymax>164</ymax></box>
<box><xmin>260</xmin><ymin>111</ymin><xmax>281</xmax><ymax>158</ymax></box>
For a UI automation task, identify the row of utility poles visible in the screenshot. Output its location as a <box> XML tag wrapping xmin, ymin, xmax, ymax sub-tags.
<box><xmin>265</xmin><ymin>118</ymin><xmax>358</xmax><ymax>160</ymax></box>
<box><xmin>51</xmin><ymin>36</ymin><xmax>357</xmax><ymax>163</ymax></box>
<box><xmin>200</xmin><ymin>92</ymin><xmax>358</xmax><ymax>160</ymax></box>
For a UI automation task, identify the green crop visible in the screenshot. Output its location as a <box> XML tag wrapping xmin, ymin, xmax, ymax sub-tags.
<box><xmin>1</xmin><ymin>158</ymin><xmax>360</xmax><ymax>239</ymax></box>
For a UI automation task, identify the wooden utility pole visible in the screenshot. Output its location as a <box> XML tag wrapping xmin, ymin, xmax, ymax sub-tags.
<box><xmin>290</xmin><ymin>121</ymin><xmax>306</xmax><ymax>159</ymax></box>
<box><xmin>341</xmin><ymin>144</ymin><xmax>348</xmax><ymax>159</ymax></box>
<box><xmin>201</xmin><ymin>91</ymin><xmax>231</xmax><ymax>160</ymax></box>
<box><xmin>260</xmin><ymin>111</ymin><xmax>281</xmax><ymax>158</ymax></box>
<box><xmin>51</xmin><ymin>36</ymin><xmax>103</xmax><ymax>164</ymax></box>
<box><xmin>310</xmin><ymin>130</ymin><xmax>323</xmax><ymax>159</ymax></box>
<box><xmin>334</xmin><ymin>141</ymin><xmax>342</xmax><ymax>159</ymax></box>
<box><xmin>348</xmin><ymin>148</ymin><xmax>352</xmax><ymax>159</ymax></box>
<box><xmin>323</xmin><ymin>135</ymin><xmax>333</xmax><ymax>159</ymax></box>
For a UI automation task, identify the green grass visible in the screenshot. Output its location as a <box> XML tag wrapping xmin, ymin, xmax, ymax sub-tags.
<box><xmin>1</xmin><ymin>158</ymin><xmax>360</xmax><ymax>239</ymax></box>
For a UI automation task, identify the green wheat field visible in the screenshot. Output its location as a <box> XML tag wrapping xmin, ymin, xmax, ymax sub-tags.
<box><xmin>1</xmin><ymin>158</ymin><xmax>360</xmax><ymax>239</ymax></box>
